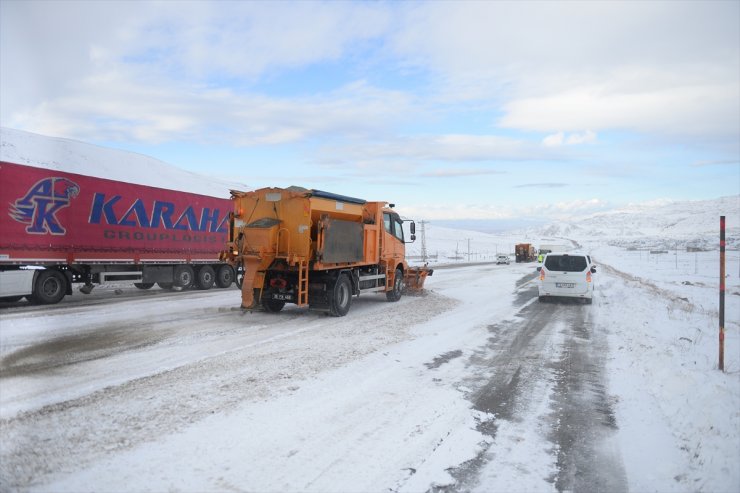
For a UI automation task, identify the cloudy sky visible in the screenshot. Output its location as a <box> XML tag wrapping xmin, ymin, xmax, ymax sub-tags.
<box><xmin>2</xmin><ymin>0</ymin><xmax>738</xmax><ymax>222</ymax></box>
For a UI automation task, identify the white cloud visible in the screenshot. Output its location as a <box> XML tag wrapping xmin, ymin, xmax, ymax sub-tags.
<box><xmin>1</xmin><ymin>0</ymin><xmax>737</xmax><ymax>168</ymax></box>
<box><xmin>566</xmin><ymin>130</ymin><xmax>596</xmax><ymax>145</ymax></box>
<box><xmin>6</xmin><ymin>67</ymin><xmax>415</xmax><ymax>145</ymax></box>
<box><xmin>0</xmin><ymin>1</ymin><xmax>393</xmax><ymax>134</ymax></box>
<box><xmin>543</xmin><ymin>132</ymin><xmax>564</xmax><ymax>147</ymax></box>
<box><xmin>392</xmin><ymin>2</ymin><xmax>739</xmax><ymax>139</ymax></box>
<box><xmin>501</xmin><ymin>80</ymin><xmax>739</xmax><ymax>136</ymax></box>
<box><xmin>691</xmin><ymin>159</ymin><xmax>740</xmax><ymax>167</ymax></box>
<box><xmin>543</xmin><ymin>130</ymin><xmax>596</xmax><ymax>147</ymax></box>
<box><xmin>315</xmin><ymin>134</ymin><xmax>555</xmax><ymax>168</ymax></box>
<box><xmin>403</xmin><ymin>198</ymin><xmax>611</xmax><ymax>221</ymax></box>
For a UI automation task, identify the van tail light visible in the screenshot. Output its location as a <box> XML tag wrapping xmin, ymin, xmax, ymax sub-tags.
<box><xmin>586</xmin><ymin>271</ymin><xmax>592</xmax><ymax>283</ymax></box>
<box><xmin>539</xmin><ymin>269</ymin><xmax>545</xmax><ymax>281</ymax></box>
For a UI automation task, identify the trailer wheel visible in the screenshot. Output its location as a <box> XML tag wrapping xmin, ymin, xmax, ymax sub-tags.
<box><xmin>173</xmin><ymin>265</ymin><xmax>195</xmax><ymax>289</ymax></box>
<box><xmin>386</xmin><ymin>268</ymin><xmax>404</xmax><ymax>302</ymax></box>
<box><xmin>134</xmin><ymin>283</ymin><xmax>154</xmax><ymax>289</ymax></box>
<box><xmin>329</xmin><ymin>274</ymin><xmax>352</xmax><ymax>317</ymax></box>
<box><xmin>157</xmin><ymin>282</ymin><xmax>174</xmax><ymax>290</ymax></box>
<box><xmin>215</xmin><ymin>264</ymin><xmax>234</xmax><ymax>288</ymax></box>
<box><xmin>196</xmin><ymin>265</ymin><xmax>216</xmax><ymax>290</ymax></box>
<box><xmin>29</xmin><ymin>269</ymin><xmax>67</xmax><ymax>304</ymax></box>
<box><xmin>262</xmin><ymin>297</ymin><xmax>285</xmax><ymax>313</ymax></box>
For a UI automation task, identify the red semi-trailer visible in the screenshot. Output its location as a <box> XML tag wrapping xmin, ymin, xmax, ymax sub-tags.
<box><xmin>0</xmin><ymin>161</ymin><xmax>235</xmax><ymax>304</ymax></box>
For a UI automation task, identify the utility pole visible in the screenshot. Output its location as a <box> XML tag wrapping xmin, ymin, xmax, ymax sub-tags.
<box><xmin>419</xmin><ymin>220</ymin><xmax>429</xmax><ymax>263</ymax></box>
<box><xmin>467</xmin><ymin>238</ymin><xmax>471</xmax><ymax>262</ymax></box>
<box><xmin>719</xmin><ymin>216</ymin><xmax>726</xmax><ymax>372</ymax></box>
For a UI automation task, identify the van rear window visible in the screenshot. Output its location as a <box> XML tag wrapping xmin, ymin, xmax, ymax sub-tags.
<box><xmin>544</xmin><ymin>255</ymin><xmax>587</xmax><ymax>272</ymax></box>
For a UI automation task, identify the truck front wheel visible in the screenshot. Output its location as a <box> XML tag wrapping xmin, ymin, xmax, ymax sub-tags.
<box><xmin>262</xmin><ymin>297</ymin><xmax>285</xmax><ymax>313</ymax></box>
<box><xmin>29</xmin><ymin>270</ymin><xmax>67</xmax><ymax>304</ymax></box>
<box><xmin>329</xmin><ymin>274</ymin><xmax>352</xmax><ymax>317</ymax></box>
<box><xmin>386</xmin><ymin>268</ymin><xmax>404</xmax><ymax>302</ymax></box>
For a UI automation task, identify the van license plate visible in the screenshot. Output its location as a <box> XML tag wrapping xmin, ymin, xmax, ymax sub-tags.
<box><xmin>556</xmin><ymin>283</ymin><xmax>575</xmax><ymax>288</ymax></box>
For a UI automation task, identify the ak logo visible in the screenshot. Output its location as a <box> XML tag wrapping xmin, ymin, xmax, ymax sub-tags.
<box><xmin>10</xmin><ymin>177</ymin><xmax>80</xmax><ymax>235</ymax></box>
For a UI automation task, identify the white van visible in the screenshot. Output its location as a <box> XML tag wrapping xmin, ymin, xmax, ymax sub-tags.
<box><xmin>537</xmin><ymin>253</ymin><xmax>595</xmax><ymax>303</ymax></box>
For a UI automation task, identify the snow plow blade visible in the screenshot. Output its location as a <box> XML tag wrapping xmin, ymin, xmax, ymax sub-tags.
<box><xmin>404</xmin><ymin>267</ymin><xmax>433</xmax><ymax>292</ymax></box>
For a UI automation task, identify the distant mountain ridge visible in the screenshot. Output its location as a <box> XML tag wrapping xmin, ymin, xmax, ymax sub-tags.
<box><xmin>535</xmin><ymin>196</ymin><xmax>739</xmax><ymax>249</ymax></box>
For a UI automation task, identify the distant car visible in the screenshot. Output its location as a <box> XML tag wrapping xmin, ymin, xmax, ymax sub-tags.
<box><xmin>537</xmin><ymin>253</ymin><xmax>595</xmax><ymax>304</ymax></box>
<box><xmin>496</xmin><ymin>254</ymin><xmax>510</xmax><ymax>264</ymax></box>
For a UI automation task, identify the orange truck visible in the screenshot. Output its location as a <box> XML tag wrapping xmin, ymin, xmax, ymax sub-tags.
<box><xmin>222</xmin><ymin>187</ymin><xmax>432</xmax><ymax>316</ymax></box>
<box><xmin>515</xmin><ymin>243</ymin><xmax>537</xmax><ymax>262</ymax></box>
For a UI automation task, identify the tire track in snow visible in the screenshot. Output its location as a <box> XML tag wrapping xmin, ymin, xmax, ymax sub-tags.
<box><xmin>437</xmin><ymin>273</ymin><xmax>626</xmax><ymax>492</ymax></box>
<box><xmin>0</xmin><ymin>290</ymin><xmax>457</xmax><ymax>491</ymax></box>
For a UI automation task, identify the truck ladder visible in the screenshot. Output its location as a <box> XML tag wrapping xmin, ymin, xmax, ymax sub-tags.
<box><xmin>297</xmin><ymin>260</ymin><xmax>309</xmax><ymax>307</ymax></box>
<box><xmin>385</xmin><ymin>261</ymin><xmax>395</xmax><ymax>291</ymax></box>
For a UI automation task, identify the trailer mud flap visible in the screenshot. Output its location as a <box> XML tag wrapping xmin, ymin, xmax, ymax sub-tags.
<box><xmin>240</xmin><ymin>256</ymin><xmax>263</xmax><ymax>309</ymax></box>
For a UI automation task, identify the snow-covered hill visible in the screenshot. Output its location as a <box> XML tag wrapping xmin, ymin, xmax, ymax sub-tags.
<box><xmin>535</xmin><ymin>196</ymin><xmax>740</xmax><ymax>250</ymax></box>
<box><xmin>0</xmin><ymin>127</ymin><xmax>250</xmax><ymax>198</ymax></box>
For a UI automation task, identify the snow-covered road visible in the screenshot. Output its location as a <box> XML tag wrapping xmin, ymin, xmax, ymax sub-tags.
<box><xmin>1</xmin><ymin>257</ymin><xmax>738</xmax><ymax>492</ymax></box>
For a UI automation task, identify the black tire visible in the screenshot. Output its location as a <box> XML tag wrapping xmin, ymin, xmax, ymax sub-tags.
<box><xmin>196</xmin><ymin>265</ymin><xmax>216</xmax><ymax>290</ymax></box>
<box><xmin>386</xmin><ymin>268</ymin><xmax>404</xmax><ymax>302</ymax></box>
<box><xmin>215</xmin><ymin>264</ymin><xmax>234</xmax><ymax>288</ymax></box>
<box><xmin>538</xmin><ymin>296</ymin><xmax>547</xmax><ymax>302</ymax></box>
<box><xmin>262</xmin><ymin>297</ymin><xmax>285</xmax><ymax>313</ymax></box>
<box><xmin>157</xmin><ymin>282</ymin><xmax>174</xmax><ymax>290</ymax></box>
<box><xmin>134</xmin><ymin>282</ymin><xmax>154</xmax><ymax>290</ymax></box>
<box><xmin>329</xmin><ymin>274</ymin><xmax>352</xmax><ymax>317</ymax></box>
<box><xmin>0</xmin><ymin>295</ymin><xmax>24</xmax><ymax>303</ymax></box>
<box><xmin>29</xmin><ymin>270</ymin><xmax>67</xmax><ymax>304</ymax></box>
<box><xmin>173</xmin><ymin>265</ymin><xmax>195</xmax><ymax>289</ymax></box>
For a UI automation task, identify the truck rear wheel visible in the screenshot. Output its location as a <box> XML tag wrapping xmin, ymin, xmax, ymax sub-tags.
<box><xmin>173</xmin><ymin>265</ymin><xmax>195</xmax><ymax>289</ymax></box>
<box><xmin>196</xmin><ymin>265</ymin><xmax>215</xmax><ymax>290</ymax></box>
<box><xmin>29</xmin><ymin>270</ymin><xmax>67</xmax><ymax>304</ymax></box>
<box><xmin>134</xmin><ymin>283</ymin><xmax>154</xmax><ymax>289</ymax></box>
<box><xmin>386</xmin><ymin>268</ymin><xmax>404</xmax><ymax>302</ymax></box>
<box><xmin>157</xmin><ymin>282</ymin><xmax>174</xmax><ymax>290</ymax></box>
<box><xmin>329</xmin><ymin>274</ymin><xmax>352</xmax><ymax>317</ymax></box>
<box><xmin>215</xmin><ymin>264</ymin><xmax>234</xmax><ymax>288</ymax></box>
<box><xmin>262</xmin><ymin>297</ymin><xmax>285</xmax><ymax>313</ymax></box>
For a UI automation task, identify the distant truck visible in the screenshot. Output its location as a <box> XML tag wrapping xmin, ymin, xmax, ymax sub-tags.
<box><xmin>538</xmin><ymin>244</ymin><xmax>568</xmax><ymax>256</ymax></box>
<box><xmin>0</xmin><ymin>162</ymin><xmax>235</xmax><ymax>304</ymax></box>
<box><xmin>222</xmin><ymin>187</ymin><xmax>432</xmax><ymax>316</ymax></box>
<box><xmin>515</xmin><ymin>243</ymin><xmax>537</xmax><ymax>262</ymax></box>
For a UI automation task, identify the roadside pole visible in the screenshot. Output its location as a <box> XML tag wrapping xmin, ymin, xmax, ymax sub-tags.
<box><xmin>719</xmin><ymin>216</ymin><xmax>725</xmax><ymax>372</ymax></box>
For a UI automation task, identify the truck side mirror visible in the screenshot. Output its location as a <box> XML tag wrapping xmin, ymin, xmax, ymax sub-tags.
<box><xmin>410</xmin><ymin>222</ymin><xmax>416</xmax><ymax>235</ymax></box>
<box><xmin>410</xmin><ymin>234</ymin><xmax>416</xmax><ymax>242</ymax></box>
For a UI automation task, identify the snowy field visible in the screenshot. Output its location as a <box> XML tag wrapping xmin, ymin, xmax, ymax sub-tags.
<box><xmin>1</xmin><ymin>244</ymin><xmax>738</xmax><ymax>492</ymax></box>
